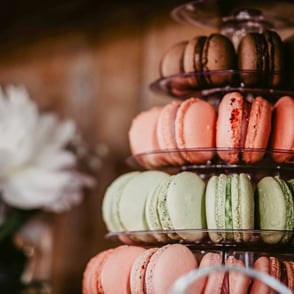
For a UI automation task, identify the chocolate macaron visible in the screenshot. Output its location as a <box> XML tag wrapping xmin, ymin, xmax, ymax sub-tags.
<box><xmin>183</xmin><ymin>33</ymin><xmax>236</xmax><ymax>87</ymax></box>
<box><xmin>238</xmin><ymin>30</ymin><xmax>284</xmax><ymax>87</ymax></box>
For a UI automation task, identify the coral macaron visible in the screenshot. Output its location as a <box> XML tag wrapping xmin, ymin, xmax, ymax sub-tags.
<box><xmin>82</xmin><ymin>245</ymin><xmax>145</xmax><ymax>294</ymax></box>
<box><xmin>135</xmin><ymin>244</ymin><xmax>198</xmax><ymax>294</ymax></box>
<box><xmin>128</xmin><ymin>106</ymin><xmax>163</xmax><ymax>167</ymax></box>
<box><xmin>175</xmin><ymin>97</ymin><xmax>217</xmax><ymax>163</ymax></box>
<box><xmin>271</xmin><ymin>96</ymin><xmax>294</xmax><ymax>163</ymax></box>
<box><xmin>216</xmin><ymin>92</ymin><xmax>272</xmax><ymax>163</ymax></box>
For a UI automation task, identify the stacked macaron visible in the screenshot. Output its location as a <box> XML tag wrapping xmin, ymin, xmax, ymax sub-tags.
<box><xmin>102</xmin><ymin>171</ymin><xmax>207</xmax><ymax>242</ymax></box>
<box><xmin>160</xmin><ymin>29</ymin><xmax>284</xmax><ymax>90</ymax></box>
<box><xmin>102</xmin><ymin>170</ymin><xmax>294</xmax><ymax>245</ymax></box>
<box><xmin>128</xmin><ymin>94</ymin><xmax>294</xmax><ymax>168</ymax></box>
<box><xmin>83</xmin><ymin>247</ymin><xmax>294</xmax><ymax>294</ymax></box>
<box><xmin>251</xmin><ymin>256</ymin><xmax>294</xmax><ymax>293</ymax></box>
<box><xmin>82</xmin><ymin>244</ymin><xmax>198</xmax><ymax>294</ymax></box>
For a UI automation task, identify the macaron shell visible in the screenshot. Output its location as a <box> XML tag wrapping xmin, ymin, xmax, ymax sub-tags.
<box><xmin>199</xmin><ymin>252</ymin><xmax>224</xmax><ymax>294</ymax></box>
<box><xmin>243</xmin><ymin>96</ymin><xmax>272</xmax><ymax>163</ymax></box>
<box><xmin>257</xmin><ymin>176</ymin><xmax>289</xmax><ymax>244</ymax></box>
<box><xmin>160</xmin><ymin>40</ymin><xmax>187</xmax><ymax>77</ymax></box>
<box><xmin>238</xmin><ymin>30</ymin><xmax>283</xmax><ymax>86</ymax></box>
<box><xmin>282</xmin><ymin>261</ymin><xmax>294</xmax><ymax>291</ymax></box>
<box><xmin>145</xmin><ymin>178</ymin><xmax>170</xmax><ymax>242</ymax></box>
<box><xmin>250</xmin><ymin>256</ymin><xmax>272</xmax><ymax>294</ymax></box>
<box><xmin>175</xmin><ymin>97</ymin><xmax>216</xmax><ymax>163</ymax></box>
<box><xmin>119</xmin><ymin>170</ymin><xmax>170</xmax><ymax>232</ymax></box>
<box><xmin>271</xmin><ymin>96</ymin><xmax>294</xmax><ymax>163</ymax></box>
<box><xmin>156</xmin><ymin>100</ymin><xmax>185</xmax><ymax>165</ymax></box>
<box><xmin>205</xmin><ymin>174</ymin><xmax>227</xmax><ymax>242</ymax></box>
<box><xmin>82</xmin><ymin>249</ymin><xmax>114</xmax><ymax>294</ymax></box>
<box><xmin>128</xmin><ymin>106</ymin><xmax>163</xmax><ymax>167</ymax></box>
<box><xmin>100</xmin><ymin>245</ymin><xmax>145</xmax><ymax>294</ymax></box>
<box><xmin>145</xmin><ymin>244</ymin><xmax>197</xmax><ymax>294</ymax></box>
<box><xmin>102</xmin><ymin>171</ymin><xmax>140</xmax><ymax>232</ymax></box>
<box><xmin>225</xmin><ymin>256</ymin><xmax>250</xmax><ymax>294</ymax></box>
<box><xmin>201</xmin><ymin>33</ymin><xmax>236</xmax><ymax>85</ymax></box>
<box><xmin>130</xmin><ymin>248</ymin><xmax>158</xmax><ymax>294</ymax></box>
<box><xmin>194</xmin><ymin>252</ymin><xmax>222</xmax><ymax>293</ymax></box>
<box><xmin>183</xmin><ymin>36</ymin><xmax>207</xmax><ymax>87</ymax></box>
<box><xmin>216</xmin><ymin>92</ymin><xmax>244</xmax><ymax>163</ymax></box>
<box><xmin>162</xmin><ymin>171</ymin><xmax>206</xmax><ymax>241</ymax></box>
<box><xmin>231</xmin><ymin>173</ymin><xmax>254</xmax><ymax>242</ymax></box>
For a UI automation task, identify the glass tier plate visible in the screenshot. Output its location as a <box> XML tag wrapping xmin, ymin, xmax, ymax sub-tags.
<box><xmin>126</xmin><ymin>148</ymin><xmax>294</xmax><ymax>180</ymax></box>
<box><xmin>106</xmin><ymin>229</ymin><xmax>294</xmax><ymax>254</ymax></box>
<box><xmin>150</xmin><ymin>70</ymin><xmax>294</xmax><ymax>101</ymax></box>
<box><xmin>170</xmin><ymin>0</ymin><xmax>294</xmax><ymax>30</ymax></box>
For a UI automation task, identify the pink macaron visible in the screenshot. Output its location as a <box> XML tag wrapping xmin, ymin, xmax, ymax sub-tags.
<box><xmin>156</xmin><ymin>100</ymin><xmax>185</xmax><ymax>165</ymax></box>
<box><xmin>175</xmin><ymin>97</ymin><xmax>217</xmax><ymax>163</ymax></box>
<box><xmin>128</xmin><ymin>106</ymin><xmax>163</xmax><ymax>168</ymax></box>
<box><xmin>130</xmin><ymin>244</ymin><xmax>198</xmax><ymax>294</ymax></box>
<box><xmin>216</xmin><ymin>92</ymin><xmax>272</xmax><ymax>163</ymax></box>
<box><xmin>271</xmin><ymin>96</ymin><xmax>294</xmax><ymax>163</ymax></box>
<box><xmin>82</xmin><ymin>245</ymin><xmax>145</xmax><ymax>294</ymax></box>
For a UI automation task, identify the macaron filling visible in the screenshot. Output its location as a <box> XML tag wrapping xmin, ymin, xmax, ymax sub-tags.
<box><xmin>225</xmin><ymin>177</ymin><xmax>233</xmax><ymax>231</ymax></box>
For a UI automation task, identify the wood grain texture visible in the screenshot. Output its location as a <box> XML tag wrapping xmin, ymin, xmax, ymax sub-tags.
<box><xmin>0</xmin><ymin>6</ymin><xmax>213</xmax><ymax>293</ymax></box>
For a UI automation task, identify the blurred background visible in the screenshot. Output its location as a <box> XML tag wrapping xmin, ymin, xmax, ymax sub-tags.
<box><xmin>0</xmin><ymin>0</ymin><xmax>292</xmax><ymax>293</ymax></box>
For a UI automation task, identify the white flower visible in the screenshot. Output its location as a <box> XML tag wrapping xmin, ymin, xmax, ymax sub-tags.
<box><xmin>0</xmin><ymin>85</ymin><xmax>94</xmax><ymax>212</ymax></box>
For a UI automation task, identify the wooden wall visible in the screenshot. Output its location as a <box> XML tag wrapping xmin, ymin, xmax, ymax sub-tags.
<box><xmin>0</xmin><ymin>5</ymin><xmax>213</xmax><ymax>293</ymax></box>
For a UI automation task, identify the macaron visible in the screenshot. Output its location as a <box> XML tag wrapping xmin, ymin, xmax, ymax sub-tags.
<box><xmin>82</xmin><ymin>248</ymin><xmax>114</xmax><ymax>294</ymax></box>
<box><xmin>145</xmin><ymin>171</ymin><xmax>206</xmax><ymax>242</ymax></box>
<box><xmin>156</xmin><ymin>100</ymin><xmax>185</xmax><ymax>166</ymax></box>
<box><xmin>183</xmin><ymin>33</ymin><xmax>236</xmax><ymax>87</ymax></box>
<box><xmin>216</xmin><ymin>92</ymin><xmax>272</xmax><ymax>164</ymax></box>
<box><xmin>118</xmin><ymin>170</ymin><xmax>170</xmax><ymax>233</ymax></box>
<box><xmin>128</xmin><ymin>106</ymin><xmax>163</xmax><ymax>168</ymax></box>
<box><xmin>194</xmin><ymin>253</ymin><xmax>249</xmax><ymax>294</ymax></box>
<box><xmin>238</xmin><ymin>30</ymin><xmax>284</xmax><ymax>87</ymax></box>
<box><xmin>141</xmin><ymin>244</ymin><xmax>198</xmax><ymax>294</ymax></box>
<box><xmin>102</xmin><ymin>171</ymin><xmax>141</xmax><ymax>232</ymax></box>
<box><xmin>282</xmin><ymin>260</ymin><xmax>294</xmax><ymax>292</ymax></box>
<box><xmin>175</xmin><ymin>97</ymin><xmax>217</xmax><ymax>164</ymax></box>
<box><xmin>250</xmin><ymin>256</ymin><xmax>281</xmax><ymax>294</ymax></box>
<box><xmin>256</xmin><ymin>176</ymin><xmax>294</xmax><ymax>244</ymax></box>
<box><xmin>159</xmin><ymin>40</ymin><xmax>188</xmax><ymax>77</ymax></box>
<box><xmin>271</xmin><ymin>96</ymin><xmax>294</xmax><ymax>163</ymax></box>
<box><xmin>205</xmin><ymin>173</ymin><xmax>254</xmax><ymax>243</ymax></box>
<box><xmin>82</xmin><ymin>245</ymin><xmax>145</xmax><ymax>294</ymax></box>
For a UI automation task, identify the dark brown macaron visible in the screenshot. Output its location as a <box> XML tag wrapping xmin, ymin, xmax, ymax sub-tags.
<box><xmin>183</xmin><ymin>33</ymin><xmax>236</xmax><ymax>87</ymax></box>
<box><xmin>238</xmin><ymin>30</ymin><xmax>284</xmax><ymax>87</ymax></box>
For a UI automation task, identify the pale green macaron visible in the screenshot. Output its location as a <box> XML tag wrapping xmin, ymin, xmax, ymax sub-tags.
<box><xmin>118</xmin><ymin>170</ymin><xmax>170</xmax><ymax>232</ymax></box>
<box><xmin>257</xmin><ymin>176</ymin><xmax>294</xmax><ymax>244</ymax></box>
<box><xmin>205</xmin><ymin>173</ymin><xmax>254</xmax><ymax>243</ymax></box>
<box><xmin>102</xmin><ymin>171</ymin><xmax>140</xmax><ymax>232</ymax></box>
<box><xmin>145</xmin><ymin>171</ymin><xmax>206</xmax><ymax>242</ymax></box>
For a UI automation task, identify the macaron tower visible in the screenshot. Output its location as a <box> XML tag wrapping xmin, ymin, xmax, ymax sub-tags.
<box><xmin>83</xmin><ymin>2</ymin><xmax>294</xmax><ymax>293</ymax></box>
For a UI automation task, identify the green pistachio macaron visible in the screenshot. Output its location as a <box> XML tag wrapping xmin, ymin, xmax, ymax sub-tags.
<box><xmin>102</xmin><ymin>171</ymin><xmax>141</xmax><ymax>232</ymax></box>
<box><xmin>205</xmin><ymin>173</ymin><xmax>254</xmax><ymax>243</ymax></box>
<box><xmin>257</xmin><ymin>176</ymin><xmax>294</xmax><ymax>244</ymax></box>
<box><xmin>145</xmin><ymin>171</ymin><xmax>206</xmax><ymax>242</ymax></box>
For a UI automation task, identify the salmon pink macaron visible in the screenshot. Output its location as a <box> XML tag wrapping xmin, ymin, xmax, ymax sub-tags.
<box><xmin>193</xmin><ymin>253</ymin><xmax>250</xmax><ymax>294</ymax></box>
<box><xmin>175</xmin><ymin>97</ymin><xmax>217</xmax><ymax>163</ymax></box>
<box><xmin>271</xmin><ymin>96</ymin><xmax>294</xmax><ymax>163</ymax></box>
<box><xmin>216</xmin><ymin>92</ymin><xmax>272</xmax><ymax>163</ymax></box>
<box><xmin>128</xmin><ymin>106</ymin><xmax>163</xmax><ymax>168</ymax></box>
<box><xmin>130</xmin><ymin>244</ymin><xmax>198</xmax><ymax>294</ymax></box>
<box><xmin>156</xmin><ymin>100</ymin><xmax>185</xmax><ymax>165</ymax></box>
<box><xmin>82</xmin><ymin>245</ymin><xmax>145</xmax><ymax>294</ymax></box>
<box><xmin>250</xmin><ymin>256</ymin><xmax>281</xmax><ymax>293</ymax></box>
